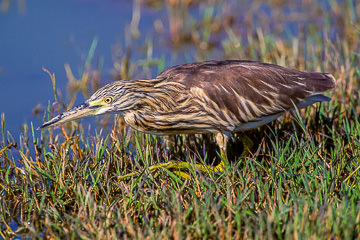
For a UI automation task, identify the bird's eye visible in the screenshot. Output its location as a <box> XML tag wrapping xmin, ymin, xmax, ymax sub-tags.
<box><xmin>104</xmin><ymin>97</ymin><xmax>113</xmax><ymax>104</ymax></box>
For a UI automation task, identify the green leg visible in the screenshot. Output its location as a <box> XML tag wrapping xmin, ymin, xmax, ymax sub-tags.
<box><xmin>118</xmin><ymin>157</ymin><xmax>225</xmax><ymax>180</ymax></box>
<box><xmin>118</xmin><ymin>132</ymin><xmax>229</xmax><ymax>180</ymax></box>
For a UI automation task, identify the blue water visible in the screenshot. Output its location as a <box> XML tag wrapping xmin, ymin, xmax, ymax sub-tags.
<box><xmin>0</xmin><ymin>0</ymin><xmax>165</xmax><ymax>137</ymax></box>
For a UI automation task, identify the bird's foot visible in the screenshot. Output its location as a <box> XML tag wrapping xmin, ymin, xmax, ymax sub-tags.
<box><xmin>118</xmin><ymin>160</ymin><xmax>225</xmax><ymax>181</ymax></box>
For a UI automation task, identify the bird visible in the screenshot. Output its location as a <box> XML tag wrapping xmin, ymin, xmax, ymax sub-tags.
<box><xmin>39</xmin><ymin>60</ymin><xmax>336</xmax><ymax>179</ymax></box>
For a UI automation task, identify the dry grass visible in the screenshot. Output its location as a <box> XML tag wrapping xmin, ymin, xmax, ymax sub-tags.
<box><xmin>1</xmin><ymin>0</ymin><xmax>360</xmax><ymax>239</ymax></box>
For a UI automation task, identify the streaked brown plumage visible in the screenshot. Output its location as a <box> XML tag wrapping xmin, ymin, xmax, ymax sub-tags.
<box><xmin>124</xmin><ymin>60</ymin><xmax>335</xmax><ymax>134</ymax></box>
<box><xmin>39</xmin><ymin>60</ymin><xmax>336</xmax><ymax>178</ymax></box>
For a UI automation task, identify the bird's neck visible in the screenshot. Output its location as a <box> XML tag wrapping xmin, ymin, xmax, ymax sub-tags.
<box><xmin>125</xmin><ymin>78</ymin><xmax>186</xmax><ymax>112</ymax></box>
<box><xmin>122</xmin><ymin>78</ymin><xmax>186</xmax><ymax>131</ymax></box>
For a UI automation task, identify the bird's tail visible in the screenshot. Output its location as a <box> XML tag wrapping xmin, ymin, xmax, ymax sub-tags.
<box><xmin>305</xmin><ymin>72</ymin><xmax>336</xmax><ymax>93</ymax></box>
<box><xmin>295</xmin><ymin>72</ymin><xmax>335</xmax><ymax>109</ymax></box>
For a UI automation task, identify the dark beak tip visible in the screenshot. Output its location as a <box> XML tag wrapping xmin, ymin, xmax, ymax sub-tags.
<box><xmin>37</xmin><ymin>119</ymin><xmax>56</xmax><ymax>130</ymax></box>
<box><xmin>36</xmin><ymin>102</ymin><xmax>90</xmax><ymax>131</ymax></box>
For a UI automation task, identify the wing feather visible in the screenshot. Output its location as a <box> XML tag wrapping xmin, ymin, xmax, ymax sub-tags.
<box><xmin>157</xmin><ymin>60</ymin><xmax>335</xmax><ymax>124</ymax></box>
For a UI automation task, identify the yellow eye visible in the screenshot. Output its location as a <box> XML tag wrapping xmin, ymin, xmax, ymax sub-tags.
<box><xmin>104</xmin><ymin>97</ymin><xmax>113</xmax><ymax>104</ymax></box>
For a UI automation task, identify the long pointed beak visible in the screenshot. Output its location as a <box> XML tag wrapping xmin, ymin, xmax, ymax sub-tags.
<box><xmin>38</xmin><ymin>102</ymin><xmax>99</xmax><ymax>129</ymax></box>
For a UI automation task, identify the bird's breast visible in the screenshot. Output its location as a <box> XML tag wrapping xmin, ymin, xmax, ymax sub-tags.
<box><xmin>123</xmin><ymin>110</ymin><xmax>164</xmax><ymax>134</ymax></box>
<box><xmin>123</xmin><ymin>111</ymin><xmax>140</xmax><ymax>130</ymax></box>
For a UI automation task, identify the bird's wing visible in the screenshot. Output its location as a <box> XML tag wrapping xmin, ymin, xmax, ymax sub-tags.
<box><xmin>157</xmin><ymin>60</ymin><xmax>335</xmax><ymax>123</ymax></box>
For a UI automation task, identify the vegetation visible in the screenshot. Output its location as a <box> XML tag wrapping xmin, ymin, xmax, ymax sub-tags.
<box><xmin>1</xmin><ymin>0</ymin><xmax>359</xmax><ymax>238</ymax></box>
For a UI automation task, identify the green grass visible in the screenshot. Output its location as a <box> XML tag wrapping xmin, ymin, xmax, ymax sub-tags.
<box><xmin>1</xmin><ymin>0</ymin><xmax>360</xmax><ymax>239</ymax></box>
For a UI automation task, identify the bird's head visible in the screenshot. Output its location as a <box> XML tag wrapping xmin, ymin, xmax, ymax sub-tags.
<box><xmin>38</xmin><ymin>81</ymin><xmax>138</xmax><ymax>129</ymax></box>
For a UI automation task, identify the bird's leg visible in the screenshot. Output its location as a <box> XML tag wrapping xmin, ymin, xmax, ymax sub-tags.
<box><xmin>118</xmin><ymin>133</ymin><xmax>229</xmax><ymax>180</ymax></box>
<box><xmin>212</xmin><ymin>132</ymin><xmax>228</xmax><ymax>172</ymax></box>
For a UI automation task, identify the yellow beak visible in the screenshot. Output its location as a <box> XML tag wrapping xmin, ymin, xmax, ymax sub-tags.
<box><xmin>37</xmin><ymin>102</ymin><xmax>100</xmax><ymax>129</ymax></box>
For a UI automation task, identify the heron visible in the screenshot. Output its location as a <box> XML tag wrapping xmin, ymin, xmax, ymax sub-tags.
<box><xmin>39</xmin><ymin>60</ymin><xmax>336</xmax><ymax>179</ymax></box>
